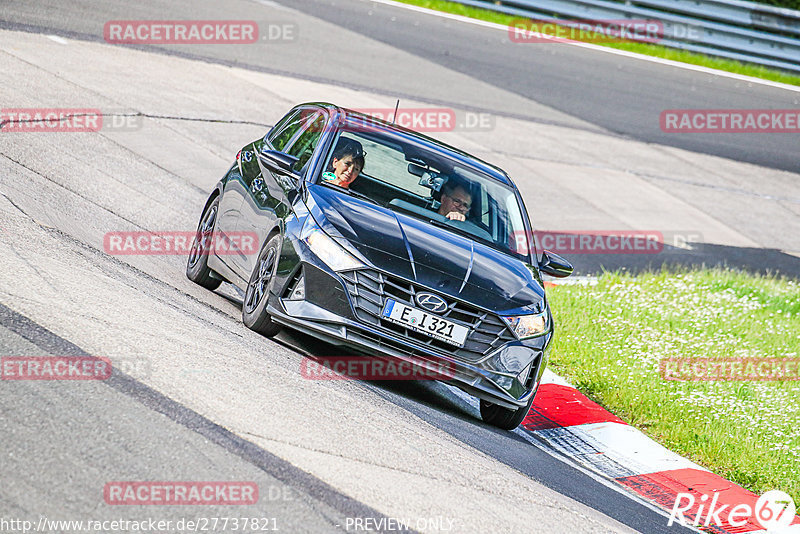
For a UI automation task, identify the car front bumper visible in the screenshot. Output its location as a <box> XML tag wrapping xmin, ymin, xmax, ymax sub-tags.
<box><xmin>267</xmin><ymin>261</ymin><xmax>550</xmax><ymax>410</ymax></box>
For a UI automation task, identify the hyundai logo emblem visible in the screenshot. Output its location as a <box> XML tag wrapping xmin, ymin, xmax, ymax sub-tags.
<box><xmin>415</xmin><ymin>292</ymin><xmax>448</xmax><ymax>314</ymax></box>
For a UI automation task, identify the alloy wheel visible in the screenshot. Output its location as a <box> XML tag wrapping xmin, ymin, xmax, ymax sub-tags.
<box><xmin>244</xmin><ymin>246</ymin><xmax>276</xmax><ymax>313</ymax></box>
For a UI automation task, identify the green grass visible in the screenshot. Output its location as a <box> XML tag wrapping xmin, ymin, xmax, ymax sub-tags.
<box><xmin>546</xmin><ymin>268</ymin><xmax>800</xmax><ymax>503</ymax></box>
<box><xmin>394</xmin><ymin>0</ymin><xmax>800</xmax><ymax>86</ymax></box>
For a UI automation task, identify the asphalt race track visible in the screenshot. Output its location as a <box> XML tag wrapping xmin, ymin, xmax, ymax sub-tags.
<box><xmin>0</xmin><ymin>0</ymin><xmax>798</xmax><ymax>532</ymax></box>
<box><xmin>3</xmin><ymin>0</ymin><xmax>800</xmax><ymax>172</ymax></box>
<box><xmin>2</xmin><ymin>0</ymin><xmax>799</xmax><ymax>277</ymax></box>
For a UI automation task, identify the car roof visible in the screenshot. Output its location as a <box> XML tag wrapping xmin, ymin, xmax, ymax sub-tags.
<box><xmin>297</xmin><ymin>102</ymin><xmax>514</xmax><ymax>187</ymax></box>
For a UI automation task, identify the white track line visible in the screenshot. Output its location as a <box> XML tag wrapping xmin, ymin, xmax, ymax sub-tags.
<box><xmin>367</xmin><ymin>0</ymin><xmax>800</xmax><ymax>94</ymax></box>
<box><xmin>46</xmin><ymin>34</ymin><xmax>68</xmax><ymax>44</ymax></box>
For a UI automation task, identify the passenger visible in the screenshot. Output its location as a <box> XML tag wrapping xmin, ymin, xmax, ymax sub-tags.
<box><xmin>438</xmin><ymin>179</ymin><xmax>473</xmax><ymax>222</ymax></box>
<box><xmin>322</xmin><ymin>138</ymin><xmax>365</xmax><ymax>189</ymax></box>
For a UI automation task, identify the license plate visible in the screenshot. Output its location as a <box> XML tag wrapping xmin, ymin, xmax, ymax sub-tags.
<box><xmin>381</xmin><ymin>299</ymin><xmax>469</xmax><ymax>347</ymax></box>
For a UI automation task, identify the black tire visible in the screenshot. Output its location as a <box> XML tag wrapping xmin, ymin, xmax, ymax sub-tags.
<box><xmin>186</xmin><ymin>196</ymin><xmax>223</xmax><ymax>290</ymax></box>
<box><xmin>480</xmin><ymin>391</ymin><xmax>536</xmax><ymax>430</ymax></box>
<box><xmin>242</xmin><ymin>234</ymin><xmax>282</xmax><ymax>337</ymax></box>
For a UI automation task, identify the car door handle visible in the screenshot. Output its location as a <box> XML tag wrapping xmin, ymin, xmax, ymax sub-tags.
<box><xmin>251</xmin><ymin>178</ymin><xmax>264</xmax><ymax>193</ymax></box>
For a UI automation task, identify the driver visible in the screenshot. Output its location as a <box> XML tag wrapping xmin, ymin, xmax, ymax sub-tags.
<box><xmin>438</xmin><ymin>179</ymin><xmax>473</xmax><ymax>222</ymax></box>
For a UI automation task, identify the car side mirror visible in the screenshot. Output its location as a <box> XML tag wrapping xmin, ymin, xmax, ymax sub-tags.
<box><xmin>258</xmin><ymin>150</ymin><xmax>300</xmax><ymax>176</ymax></box>
<box><xmin>538</xmin><ymin>250</ymin><xmax>573</xmax><ymax>278</ymax></box>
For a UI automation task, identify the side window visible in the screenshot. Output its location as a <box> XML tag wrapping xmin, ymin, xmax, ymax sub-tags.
<box><xmin>269</xmin><ymin>110</ymin><xmax>306</xmax><ymax>152</ymax></box>
<box><xmin>285</xmin><ymin>112</ymin><xmax>325</xmax><ymax>170</ymax></box>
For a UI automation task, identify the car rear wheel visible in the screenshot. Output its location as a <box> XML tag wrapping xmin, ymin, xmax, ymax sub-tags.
<box><xmin>479</xmin><ymin>392</ymin><xmax>536</xmax><ymax>430</ymax></box>
<box><xmin>242</xmin><ymin>234</ymin><xmax>282</xmax><ymax>337</ymax></box>
<box><xmin>186</xmin><ymin>196</ymin><xmax>223</xmax><ymax>290</ymax></box>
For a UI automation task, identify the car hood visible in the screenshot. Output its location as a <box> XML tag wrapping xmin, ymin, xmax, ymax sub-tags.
<box><xmin>305</xmin><ymin>185</ymin><xmax>544</xmax><ymax>315</ymax></box>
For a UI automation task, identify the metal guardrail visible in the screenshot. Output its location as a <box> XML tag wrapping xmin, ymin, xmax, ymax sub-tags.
<box><xmin>634</xmin><ymin>0</ymin><xmax>800</xmax><ymax>36</ymax></box>
<box><xmin>448</xmin><ymin>0</ymin><xmax>800</xmax><ymax>74</ymax></box>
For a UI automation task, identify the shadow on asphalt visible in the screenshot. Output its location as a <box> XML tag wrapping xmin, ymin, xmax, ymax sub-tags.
<box><xmin>556</xmin><ymin>240</ymin><xmax>800</xmax><ymax>279</ymax></box>
<box><xmin>273</xmin><ymin>329</ymin><xmax>481</xmax><ymax>421</ymax></box>
<box><xmin>221</xmin><ymin>291</ymin><xmax>694</xmax><ymax>533</ymax></box>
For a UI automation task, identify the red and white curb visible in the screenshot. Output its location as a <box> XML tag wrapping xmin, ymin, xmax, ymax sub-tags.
<box><xmin>447</xmin><ymin>370</ymin><xmax>799</xmax><ymax>533</ymax></box>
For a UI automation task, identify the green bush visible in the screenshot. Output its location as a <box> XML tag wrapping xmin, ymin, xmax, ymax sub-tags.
<box><xmin>749</xmin><ymin>0</ymin><xmax>800</xmax><ymax>10</ymax></box>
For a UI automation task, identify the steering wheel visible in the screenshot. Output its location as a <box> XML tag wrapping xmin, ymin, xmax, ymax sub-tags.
<box><xmin>434</xmin><ymin>211</ymin><xmax>493</xmax><ymax>242</ymax></box>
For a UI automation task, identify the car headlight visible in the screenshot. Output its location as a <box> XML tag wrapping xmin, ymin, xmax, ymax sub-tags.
<box><xmin>503</xmin><ymin>311</ymin><xmax>550</xmax><ymax>339</ymax></box>
<box><xmin>301</xmin><ymin>220</ymin><xmax>364</xmax><ymax>272</ymax></box>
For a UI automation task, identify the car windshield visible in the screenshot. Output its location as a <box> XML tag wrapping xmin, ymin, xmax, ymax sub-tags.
<box><xmin>318</xmin><ymin>124</ymin><xmax>531</xmax><ymax>261</ymax></box>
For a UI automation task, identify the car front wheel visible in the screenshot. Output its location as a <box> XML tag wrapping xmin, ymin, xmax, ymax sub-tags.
<box><xmin>242</xmin><ymin>234</ymin><xmax>282</xmax><ymax>337</ymax></box>
<box><xmin>479</xmin><ymin>392</ymin><xmax>536</xmax><ymax>430</ymax></box>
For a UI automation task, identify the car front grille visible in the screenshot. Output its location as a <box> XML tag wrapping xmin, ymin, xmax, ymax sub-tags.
<box><xmin>339</xmin><ymin>269</ymin><xmax>516</xmax><ymax>363</ymax></box>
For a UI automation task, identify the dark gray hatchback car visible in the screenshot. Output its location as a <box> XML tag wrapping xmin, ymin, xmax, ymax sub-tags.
<box><xmin>187</xmin><ymin>103</ymin><xmax>572</xmax><ymax>429</ymax></box>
